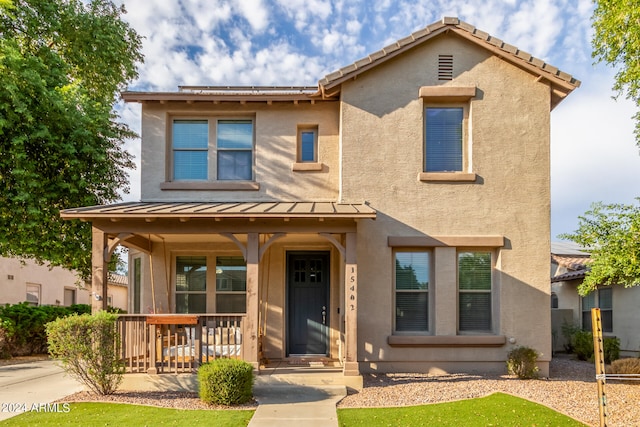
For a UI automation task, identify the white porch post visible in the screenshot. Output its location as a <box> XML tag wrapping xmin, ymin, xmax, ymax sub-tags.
<box><xmin>344</xmin><ymin>232</ymin><xmax>359</xmax><ymax>375</ymax></box>
<box><xmin>91</xmin><ymin>226</ymin><xmax>108</xmax><ymax>313</ymax></box>
<box><xmin>245</xmin><ymin>232</ymin><xmax>260</xmax><ymax>369</ymax></box>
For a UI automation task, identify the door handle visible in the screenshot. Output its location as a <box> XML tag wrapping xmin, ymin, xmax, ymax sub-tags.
<box><xmin>322</xmin><ymin>306</ymin><xmax>327</xmax><ymax>325</ymax></box>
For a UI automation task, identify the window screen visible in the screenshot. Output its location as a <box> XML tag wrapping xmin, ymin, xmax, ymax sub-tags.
<box><xmin>395</xmin><ymin>252</ymin><xmax>429</xmax><ymax>332</ymax></box>
<box><xmin>425</xmin><ymin>108</ymin><xmax>463</xmax><ymax>172</ymax></box>
<box><xmin>458</xmin><ymin>252</ymin><xmax>492</xmax><ymax>332</ymax></box>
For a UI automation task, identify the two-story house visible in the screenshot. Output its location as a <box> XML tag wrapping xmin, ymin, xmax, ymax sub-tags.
<box><xmin>61</xmin><ymin>18</ymin><xmax>579</xmax><ymax>378</ymax></box>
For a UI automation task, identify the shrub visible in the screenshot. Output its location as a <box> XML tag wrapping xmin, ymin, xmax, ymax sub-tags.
<box><xmin>0</xmin><ymin>303</ymin><xmax>91</xmax><ymax>357</ymax></box>
<box><xmin>608</xmin><ymin>358</ymin><xmax>640</xmax><ymax>376</ymax></box>
<box><xmin>506</xmin><ymin>346</ymin><xmax>539</xmax><ymax>379</ymax></box>
<box><xmin>46</xmin><ymin>311</ymin><xmax>124</xmax><ymax>395</ymax></box>
<box><xmin>198</xmin><ymin>358</ymin><xmax>254</xmax><ymax>405</ymax></box>
<box><xmin>603</xmin><ymin>337</ymin><xmax>620</xmax><ymax>364</ymax></box>
<box><xmin>572</xmin><ymin>330</ymin><xmax>594</xmax><ymax>361</ymax></box>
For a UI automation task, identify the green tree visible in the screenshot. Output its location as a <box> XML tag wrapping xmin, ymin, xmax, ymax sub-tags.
<box><xmin>0</xmin><ymin>0</ymin><xmax>142</xmax><ymax>278</ymax></box>
<box><xmin>560</xmin><ymin>199</ymin><xmax>640</xmax><ymax>295</ymax></box>
<box><xmin>592</xmin><ymin>0</ymin><xmax>640</xmax><ymax>146</ymax></box>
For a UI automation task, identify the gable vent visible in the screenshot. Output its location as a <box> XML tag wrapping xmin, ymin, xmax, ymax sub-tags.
<box><xmin>438</xmin><ymin>54</ymin><xmax>453</xmax><ymax>80</ymax></box>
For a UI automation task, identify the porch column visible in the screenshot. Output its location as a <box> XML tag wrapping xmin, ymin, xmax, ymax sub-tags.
<box><xmin>344</xmin><ymin>232</ymin><xmax>359</xmax><ymax>376</ymax></box>
<box><xmin>245</xmin><ymin>232</ymin><xmax>260</xmax><ymax>369</ymax></box>
<box><xmin>91</xmin><ymin>226</ymin><xmax>108</xmax><ymax>313</ymax></box>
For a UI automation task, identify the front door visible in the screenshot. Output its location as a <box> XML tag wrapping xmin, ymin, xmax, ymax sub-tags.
<box><xmin>287</xmin><ymin>252</ymin><xmax>329</xmax><ymax>355</ymax></box>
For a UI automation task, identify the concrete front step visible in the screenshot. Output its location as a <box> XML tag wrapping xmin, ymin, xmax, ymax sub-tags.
<box><xmin>255</xmin><ymin>372</ymin><xmax>362</xmax><ymax>391</ymax></box>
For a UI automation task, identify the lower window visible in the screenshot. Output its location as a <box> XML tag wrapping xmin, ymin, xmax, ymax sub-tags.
<box><xmin>394</xmin><ymin>251</ymin><xmax>430</xmax><ymax>332</ymax></box>
<box><xmin>216</xmin><ymin>256</ymin><xmax>247</xmax><ymax>313</ymax></box>
<box><xmin>175</xmin><ymin>256</ymin><xmax>207</xmax><ymax>313</ymax></box>
<box><xmin>458</xmin><ymin>251</ymin><xmax>492</xmax><ymax>332</ymax></box>
<box><xmin>582</xmin><ymin>288</ymin><xmax>612</xmax><ymax>333</ymax></box>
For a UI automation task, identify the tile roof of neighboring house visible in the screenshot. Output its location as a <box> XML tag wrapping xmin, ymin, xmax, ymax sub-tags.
<box><xmin>551</xmin><ymin>254</ymin><xmax>591</xmax><ymax>270</ymax></box>
<box><xmin>551</xmin><ymin>269</ymin><xmax>587</xmax><ymax>283</ymax></box>
<box><xmin>551</xmin><ymin>241</ymin><xmax>590</xmax><ymax>256</ymax></box>
<box><xmin>122</xmin><ymin>17</ymin><xmax>579</xmax><ymax>109</ymax></box>
<box><xmin>108</xmin><ymin>273</ymin><xmax>128</xmax><ymax>287</ymax></box>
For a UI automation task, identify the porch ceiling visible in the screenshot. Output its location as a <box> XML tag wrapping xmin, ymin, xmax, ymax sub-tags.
<box><xmin>60</xmin><ymin>201</ymin><xmax>377</xmax><ymax>221</ymax></box>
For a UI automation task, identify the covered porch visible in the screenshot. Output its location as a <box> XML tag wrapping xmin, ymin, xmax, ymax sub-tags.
<box><xmin>61</xmin><ymin>201</ymin><xmax>376</xmax><ymax>377</ymax></box>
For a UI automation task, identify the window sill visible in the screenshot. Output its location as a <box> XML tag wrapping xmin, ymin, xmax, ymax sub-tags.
<box><xmin>292</xmin><ymin>162</ymin><xmax>324</xmax><ymax>171</ymax></box>
<box><xmin>160</xmin><ymin>181</ymin><xmax>260</xmax><ymax>191</ymax></box>
<box><xmin>387</xmin><ymin>335</ymin><xmax>506</xmax><ymax>347</ymax></box>
<box><xmin>419</xmin><ymin>172</ymin><xmax>477</xmax><ymax>182</ymax></box>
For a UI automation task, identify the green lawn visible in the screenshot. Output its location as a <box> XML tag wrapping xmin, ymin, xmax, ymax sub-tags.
<box><xmin>0</xmin><ymin>393</ymin><xmax>585</xmax><ymax>427</ymax></box>
<box><xmin>337</xmin><ymin>393</ymin><xmax>586</xmax><ymax>427</ymax></box>
<box><xmin>0</xmin><ymin>403</ymin><xmax>254</xmax><ymax>427</ymax></box>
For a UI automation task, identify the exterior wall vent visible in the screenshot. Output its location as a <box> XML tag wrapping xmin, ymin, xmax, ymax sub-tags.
<box><xmin>7</xmin><ymin>275</ymin><xmax>13</xmax><ymax>280</ymax></box>
<box><xmin>438</xmin><ymin>54</ymin><xmax>453</xmax><ymax>80</ymax></box>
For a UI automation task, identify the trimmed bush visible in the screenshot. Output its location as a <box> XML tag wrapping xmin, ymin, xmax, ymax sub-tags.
<box><xmin>608</xmin><ymin>358</ymin><xmax>640</xmax><ymax>377</ymax></box>
<box><xmin>603</xmin><ymin>336</ymin><xmax>620</xmax><ymax>364</ymax></box>
<box><xmin>506</xmin><ymin>346</ymin><xmax>539</xmax><ymax>379</ymax></box>
<box><xmin>0</xmin><ymin>303</ymin><xmax>91</xmax><ymax>357</ymax></box>
<box><xmin>568</xmin><ymin>328</ymin><xmax>620</xmax><ymax>364</ymax></box>
<box><xmin>198</xmin><ymin>358</ymin><xmax>254</xmax><ymax>405</ymax></box>
<box><xmin>46</xmin><ymin>311</ymin><xmax>124</xmax><ymax>395</ymax></box>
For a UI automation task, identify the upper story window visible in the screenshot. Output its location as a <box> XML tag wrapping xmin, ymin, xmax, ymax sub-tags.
<box><xmin>418</xmin><ymin>86</ymin><xmax>476</xmax><ymax>182</ymax></box>
<box><xmin>298</xmin><ymin>126</ymin><xmax>318</xmax><ymax>162</ymax></box>
<box><xmin>394</xmin><ymin>251</ymin><xmax>430</xmax><ymax>333</ymax></box>
<box><xmin>173</xmin><ymin>120</ymin><xmax>208</xmax><ymax>180</ymax></box>
<box><xmin>458</xmin><ymin>251</ymin><xmax>493</xmax><ymax>333</ymax></box>
<box><xmin>169</xmin><ymin>118</ymin><xmax>255</xmax><ymax>184</ymax></box>
<box><xmin>425</xmin><ymin>107</ymin><xmax>463</xmax><ymax>172</ymax></box>
<box><xmin>217</xmin><ymin>120</ymin><xmax>253</xmax><ymax>180</ymax></box>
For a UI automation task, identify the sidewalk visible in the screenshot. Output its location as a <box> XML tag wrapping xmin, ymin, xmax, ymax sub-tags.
<box><xmin>249</xmin><ymin>382</ymin><xmax>346</xmax><ymax>427</ymax></box>
<box><xmin>0</xmin><ymin>359</ymin><xmax>84</xmax><ymax>421</ymax></box>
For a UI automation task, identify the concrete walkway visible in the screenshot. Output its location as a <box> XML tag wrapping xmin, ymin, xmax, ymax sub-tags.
<box><xmin>249</xmin><ymin>382</ymin><xmax>346</xmax><ymax>427</ymax></box>
<box><xmin>0</xmin><ymin>359</ymin><xmax>84</xmax><ymax>421</ymax></box>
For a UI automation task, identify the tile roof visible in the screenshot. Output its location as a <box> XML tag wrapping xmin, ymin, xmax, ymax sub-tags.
<box><xmin>551</xmin><ymin>254</ymin><xmax>591</xmax><ymax>270</ymax></box>
<box><xmin>551</xmin><ymin>269</ymin><xmax>587</xmax><ymax>283</ymax></box>
<box><xmin>108</xmin><ymin>273</ymin><xmax>128</xmax><ymax>287</ymax></box>
<box><xmin>318</xmin><ymin>17</ymin><xmax>580</xmax><ymax>108</ymax></box>
<box><xmin>60</xmin><ymin>201</ymin><xmax>377</xmax><ymax>220</ymax></box>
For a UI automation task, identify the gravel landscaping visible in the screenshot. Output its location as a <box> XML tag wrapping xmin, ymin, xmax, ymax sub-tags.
<box><xmin>57</xmin><ymin>355</ymin><xmax>639</xmax><ymax>427</ymax></box>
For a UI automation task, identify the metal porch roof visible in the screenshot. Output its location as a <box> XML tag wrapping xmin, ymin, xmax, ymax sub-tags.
<box><xmin>60</xmin><ymin>201</ymin><xmax>377</xmax><ymax>220</ymax></box>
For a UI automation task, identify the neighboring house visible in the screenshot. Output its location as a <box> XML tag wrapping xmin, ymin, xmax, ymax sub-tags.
<box><xmin>0</xmin><ymin>256</ymin><xmax>128</xmax><ymax>311</ymax></box>
<box><xmin>551</xmin><ymin>242</ymin><xmax>640</xmax><ymax>357</ymax></box>
<box><xmin>61</xmin><ymin>17</ymin><xmax>579</xmax><ymax>378</ymax></box>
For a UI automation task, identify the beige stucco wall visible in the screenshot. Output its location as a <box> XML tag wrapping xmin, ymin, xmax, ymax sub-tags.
<box><xmin>139</xmin><ymin>102</ymin><xmax>340</xmax><ymax>202</ymax></box>
<box><xmin>339</xmin><ymin>34</ymin><xmax>552</xmax><ymax>373</ymax></box>
<box><xmin>0</xmin><ymin>257</ymin><xmax>89</xmax><ymax>306</ymax></box>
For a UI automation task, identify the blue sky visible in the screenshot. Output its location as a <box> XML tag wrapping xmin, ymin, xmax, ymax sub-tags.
<box><xmin>116</xmin><ymin>0</ymin><xmax>640</xmax><ymax>238</ymax></box>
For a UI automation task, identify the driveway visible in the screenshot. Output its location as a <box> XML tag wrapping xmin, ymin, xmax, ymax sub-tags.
<box><xmin>0</xmin><ymin>359</ymin><xmax>84</xmax><ymax>421</ymax></box>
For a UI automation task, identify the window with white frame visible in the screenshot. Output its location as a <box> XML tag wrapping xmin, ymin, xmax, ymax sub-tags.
<box><xmin>582</xmin><ymin>288</ymin><xmax>612</xmax><ymax>333</ymax></box>
<box><xmin>458</xmin><ymin>251</ymin><xmax>492</xmax><ymax>332</ymax></box>
<box><xmin>175</xmin><ymin>256</ymin><xmax>207</xmax><ymax>313</ymax></box>
<box><xmin>425</xmin><ymin>107</ymin><xmax>464</xmax><ymax>172</ymax></box>
<box><xmin>216</xmin><ymin>256</ymin><xmax>246</xmax><ymax>313</ymax></box>
<box><xmin>170</xmin><ymin>118</ymin><xmax>254</xmax><ymax>182</ymax></box>
<box><xmin>394</xmin><ymin>251</ymin><xmax>430</xmax><ymax>332</ymax></box>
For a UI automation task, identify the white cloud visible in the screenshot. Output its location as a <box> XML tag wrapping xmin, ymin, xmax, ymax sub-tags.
<box><xmin>234</xmin><ymin>0</ymin><xmax>270</xmax><ymax>32</ymax></box>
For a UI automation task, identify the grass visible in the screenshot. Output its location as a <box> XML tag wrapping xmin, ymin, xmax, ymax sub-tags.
<box><xmin>0</xmin><ymin>403</ymin><xmax>255</xmax><ymax>427</ymax></box>
<box><xmin>337</xmin><ymin>392</ymin><xmax>586</xmax><ymax>426</ymax></box>
<box><xmin>0</xmin><ymin>393</ymin><xmax>585</xmax><ymax>426</ymax></box>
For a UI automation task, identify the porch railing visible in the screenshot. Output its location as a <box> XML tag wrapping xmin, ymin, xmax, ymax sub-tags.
<box><xmin>116</xmin><ymin>314</ymin><xmax>245</xmax><ymax>374</ymax></box>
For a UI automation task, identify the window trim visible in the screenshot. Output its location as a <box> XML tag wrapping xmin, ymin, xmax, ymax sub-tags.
<box><xmin>419</xmin><ymin>86</ymin><xmax>476</xmax><ymax>183</ymax></box>
<box><xmin>582</xmin><ymin>287</ymin><xmax>613</xmax><ymax>333</ymax></box>
<box><xmin>293</xmin><ymin>125</ymin><xmax>324</xmax><ymax>171</ymax></box>
<box><xmin>26</xmin><ymin>283</ymin><xmax>41</xmax><ymax>306</ymax></box>
<box><xmin>392</xmin><ymin>249</ymin><xmax>433</xmax><ymax>335</ymax></box>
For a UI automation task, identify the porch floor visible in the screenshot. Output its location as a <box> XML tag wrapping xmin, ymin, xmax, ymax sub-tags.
<box><xmin>257</xmin><ymin>359</ymin><xmax>362</xmax><ymax>391</ymax></box>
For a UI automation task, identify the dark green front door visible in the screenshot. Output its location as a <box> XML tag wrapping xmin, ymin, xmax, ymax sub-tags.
<box><xmin>287</xmin><ymin>252</ymin><xmax>329</xmax><ymax>355</ymax></box>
